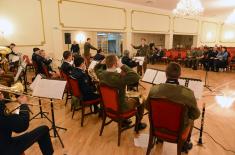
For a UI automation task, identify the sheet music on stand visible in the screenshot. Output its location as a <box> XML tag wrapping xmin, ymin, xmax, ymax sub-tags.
<box><xmin>32</xmin><ymin>79</ymin><xmax>66</xmax><ymax>100</ymax></box>
<box><xmin>142</xmin><ymin>68</ymin><xmax>203</xmax><ymax>99</ymax></box>
<box><xmin>88</xmin><ymin>61</ymin><xmax>99</xmax><ymax>70</ymax></box>
<box><xmin>30</xmin><ymin>74</ymin><xmax>43</xmax><ymax>90</ymax></box>
<box><xmin>133</xmin><ymin>57</ymin><xmax>145</xmax><ymax>66</ymax></box>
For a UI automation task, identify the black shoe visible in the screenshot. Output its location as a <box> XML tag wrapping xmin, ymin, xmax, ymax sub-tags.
<box><xmin>181</xmin><ymin>142</ymin><xmax>193</xmax><ymax>153</ymax></box>
<box><xmin>93</xmin><ymin>105</ymin><xmax>100</xmax><ymax>114</ymax></box>
<box><xmin>156</xmin><ymin>139</ymin><xmax>164</xmax><ymax>144</ymax></box>
<box><xmin>123</xmin><ymin>119</ymin><xmax>132</xmax><ymax>125</ymax></box>
<box><xmin>137</xmin><ymin>123</ymin><xmax>147</xmax><ymax>130</ymax></box>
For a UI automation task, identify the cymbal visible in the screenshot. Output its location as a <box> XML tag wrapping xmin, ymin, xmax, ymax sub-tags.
<box><xmin>0</xmin><ymin>46</ymin><xmax>11</xmax><ymax>55</ymax></box>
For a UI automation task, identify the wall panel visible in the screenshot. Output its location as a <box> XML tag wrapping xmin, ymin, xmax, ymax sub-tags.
<box><xmin>173</xmin><ymin>17</ymin><xmax>199</xmax><ymax>34</ymax></box>
<box><xmin>200</xmin><ymin>21</ymin><xmax>218</xmax><ymax>43</ymax></box>
<box><xmin>131</xmin><ymin>10</ymin><xmax>170</xmax><ymax>33</ymax></box>
<box><xmin>220</xmin><ymin>24</ymin><xmax>235</xmax><ymax>43</ymax></box>
<box><xmin>0</xmin><ymin>0</ymin><xmax>45</xmax><ymax>46</ymax></box>
<box><xmin>58</xmin><ymin>0</ymin><xmax>126</xmax><ymax>30</ymax></box>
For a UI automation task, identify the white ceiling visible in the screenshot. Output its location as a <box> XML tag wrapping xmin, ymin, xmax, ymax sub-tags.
<box><xmin>115</xmin><ymin>0</ymin><xmax>235</xmax><ymax>20</ymax></box>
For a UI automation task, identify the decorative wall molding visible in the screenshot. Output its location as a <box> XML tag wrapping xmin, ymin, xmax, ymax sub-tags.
<box><xmin>173</xmin><ymin>17</ymin><xmax>199</xmax><ymax>35</ymax></box>
<box><xmin>219</xmin><ymin>23</ymin><xmax>235</xmax><ymax>43</ymax></box>
<box><xmin>131</xmin><ymin>10</ymin><xmax>170</xmax><ymax>33</ymax></box>
<box><xmin>58</xmin><ymin>0</ymin><xmax>127</xmax><ymax>31</ymax></box>
<box><xmin>200</xmin><ymin>21</ymin><xmax>218</xmax><ymax>43</ymax></box>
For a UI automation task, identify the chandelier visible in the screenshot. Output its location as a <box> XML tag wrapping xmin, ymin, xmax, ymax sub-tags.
<box><xmin>173</xmin><ymin>0</ymin><xmax>204</xmax><ymax>17</ymax></box>
<box><xmin>225</xmin><ymin>9</ymin><xmax>235</xmax><ymax>25</ymax></box>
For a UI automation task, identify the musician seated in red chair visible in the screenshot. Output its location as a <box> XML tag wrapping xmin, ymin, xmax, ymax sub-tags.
<box><xmin>60</xmin><ymin>50</ymin><xmax>75</xmax><ymax>75</ymax></box>
<box><xmin>94</xmin><ymin>54</ymin><xmax>146</xmax><ymax>130</ymax></box>
<box><xmin>37</xmin><ymin>49</ymin><xmax>59</xmax><ymax>78</ymax></box>
<box><xmin>71</xmin><ymin>55</ymin><xmax>100</xmax><ymax>112</ymax></box>
<box><xmin>146</xmin><ymin>62</ymin><xmax>200</xmax><ymax>152</ymax></box>
<box><xmin>0</xmin><ymin>93</ymin><xmax>54</xmax><ymax>155</ymax></box>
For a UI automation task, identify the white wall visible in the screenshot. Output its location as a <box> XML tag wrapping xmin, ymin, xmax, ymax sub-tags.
<box><xmin>0</xmin><ymin>0</ymin><xmax>235</xmax><ymax>59</ymax></box>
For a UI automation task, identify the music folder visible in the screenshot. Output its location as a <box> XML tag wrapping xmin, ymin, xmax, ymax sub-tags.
<box><xmin>32</xmin><ymin>79</ymin><xmax>66</xmax><ymax>100</ymax></box>
<box><xmin>142</xmin><ymin>68</ymin><xmax>204</xmax><ymax>99</ymax></box>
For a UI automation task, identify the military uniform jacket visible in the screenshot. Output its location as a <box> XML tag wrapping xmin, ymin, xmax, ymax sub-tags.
<box><xmin>146</xmin><ymin>83</ymin><xmax>200</xmax><ymax>129</ymax></box>
<box><xmin>84</xmin><ymin>42</ymin><xmax>97</xmax><ymax>57</ymax></box>
<box><xmin>133</xmin><ymin>44</ymin><xmax>149</xmax><ymax>57</ymax></box>
<box><xmin>94</xmin><ymin>64</ymin><xmax>140</xmax><ymax>111</ymax></box>
<box><xmin>0</xmin><ymin>102</ymin><xmax>30</xmax><ymax>150</ymax></box>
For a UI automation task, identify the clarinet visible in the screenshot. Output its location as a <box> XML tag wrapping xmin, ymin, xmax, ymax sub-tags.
<box><xmin>198</xmin><ymin>102</ymin><xmax>206</xmax><ymax>145</ymax></box>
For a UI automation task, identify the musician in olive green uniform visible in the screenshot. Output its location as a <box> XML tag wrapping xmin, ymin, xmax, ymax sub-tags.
<box><xmin>131</xmin><ymin>38</ymin><xmax>149</xmax><ymax>75</ymax></box>
<box><xmin>146</xmin><ymin>62</ymin><xmax>200</xmax><ymax>152</ymax></box>
<box><xmin>94</xmin><ymin>54</ymin><xmax>146</xmax><ymax>130</ymax></box>
<box><xmin>83</xmin><ymin>38</ymin><xmax>98</xmax><ymax>67</ymax></box>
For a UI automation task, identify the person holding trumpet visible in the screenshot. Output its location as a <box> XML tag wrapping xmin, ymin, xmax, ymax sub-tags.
<box><xmin>0</xmin><ymin>92</ymin><xmax>54</xmax><ymax>155</ymax></box>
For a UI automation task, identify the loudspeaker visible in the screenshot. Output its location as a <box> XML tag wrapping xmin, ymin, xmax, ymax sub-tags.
<box><xmin>64</xmin><ymin>33</ymin><xmax>71</xmax><ymax>44</ymax></box>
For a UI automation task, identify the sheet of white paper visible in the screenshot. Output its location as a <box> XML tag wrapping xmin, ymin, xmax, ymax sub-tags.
<box><xmin>142</xmin><ymin>69</ymin><xmax>157</xmax><ymax>83</ymax></box>
<box><xmin>88</xmin><ymin>61</ymin><xmax>98</xmax><ymax>70</ymax></box>
<box><xmin>134</xmin><ymin>134</ymin><xmax>149</xmax><ymax>148</ymax></box>
<box><xmin>30</xmin><ymin>74</ymin><xmax>42</xmax><ymax>90</ymax></box>
<box><xmin>14</xmin><ymin>60</ymin><xmax>27</xmax><ymax>82</ymax></box>
<box><xmin>153</xmin><ymin>71</ymin><xmax>166</xmax><ymax>85</ymax></box>
<box><xmin>116</xmin><ymin>68</ymin><xmax>122</xmax><ymax>73</ymax></box>
<box><xmin>188</xmin><ymin>80</ymin><xmax>204</xmax><ymax>99</ymax></box>
<box><xmin>179</xmin><ymin>79</ymin><xmax>186</xmax><ymax>86</ymax></box>
<box><xmin>11</xmin><ymin>55</ymin><xmax>20</xmax><ymax>62</ymax></box>
<box><xmin>32</xmin><ymin>79</ymin><xmax>66</xmax><ymax>99</ymax></box>
<box><xmin>133</xmin><ymin>57</ymin><xmax>144</xmax><ymax>66</ymax></box>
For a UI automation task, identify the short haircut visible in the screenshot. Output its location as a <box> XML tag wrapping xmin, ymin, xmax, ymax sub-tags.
<box><xmin>123</xmin><ymin>50</ymin><xmax>130</xmax><ymax>57</ymax></box>
<box><xmin>165</xmin><ymin>62</ymin><xmax>181</xmax><ymax>79</ymax></box>
<box><xmin>87</xmin><ymin>38</ymin><xmax>91</xmax><ymax>41</ymax></box>
<box><xmin>105</xmin><ymin>54</ymin><xmax>117</xmax><ymax>68</ymax></box>
<box><xmin>39</xmin><ymin>49</ymin><xmax>44</xmax><ymax>54</ymax></box>
<box><xmin>222</xmin><ymin>46</ymin><xmax>227</xmax><ymax>51</ymax></box>
<box><xmin>63</xmin><ymin>51</ymin><xmax>72</xmax><ymax>59</ymax></box>
<box><xmin>141</xmin><ymin>38</ymin><xmax>146</xmax><ymax>41</ymax></box>
<box><xmin>97</xmin><ymin>49</ymin><xmax>102</xmax><ymax>53</ymax></box>
<box><xmin>10</xmin><ymin>43</ymin><xmax>16</xmax><ymax>46</ymax></box>
<box><xmin>74</xmin><ymin>56</ymin><xmax>84</xmax><ymax>67</ymax></box>
<box><xmin>33</xmin><ymin>47</ymin><xmax>40</xmax><ymax>52</ymax></box>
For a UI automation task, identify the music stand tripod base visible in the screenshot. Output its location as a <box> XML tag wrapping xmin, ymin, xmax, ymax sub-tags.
<box><xmin>30</xmin><ymin>99</ymin><xmax>50</xmax><ymax>122</ymax></box>
<box><xmin>49</xmin><ymin>99</ymin><xmax>67</xmax><ymax>148</ymax></box>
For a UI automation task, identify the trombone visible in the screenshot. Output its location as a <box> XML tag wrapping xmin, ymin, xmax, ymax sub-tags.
<box><xmin>0</xmin><ymin>82</ymin><xmax>44</xmax><ymax>103</ymax></box>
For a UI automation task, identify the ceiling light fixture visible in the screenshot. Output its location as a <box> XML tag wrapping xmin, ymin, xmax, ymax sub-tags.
<box><xmin>173</xmin><ymin>0</ymin><xmax>204</xmax><ymax>17</ymax></box>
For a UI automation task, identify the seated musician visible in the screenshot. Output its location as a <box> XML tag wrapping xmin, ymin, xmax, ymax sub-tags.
<box><xmin>61</xmin><ymin>51</ymin><xmax>74</xmax><ymax>75</ymax></box>
<box><xmin>146</xmin><ymin>62</ymin><xmax>200</xmax><ymax>152</ymax></box>
<box><xmin>94</xmin><ymin>54</ymin><xmax>147</xmax><ymax>130</ymax></box>
<box><xmin>148</xmin><ymin>43</ymin><xmax>157</xmax><ymax>64</ymax></box>
<box><xmin>36</xmin><ymin>50</ymin><xmax>59</xmax><ymax>78</ymax></box>
<box><xmin>7</xmin><ymin>43</ymin><xmax>20</xmax><ymax>72</ymax></box>
<box><xmin>214</xmin><ymin>47</ymin><xmax>228</xmax><ymax>72</ymax></box>
<box><xmin>71</xmin><ymin>56</ymin><xmax>99</xmax><ymax>112</ymax></box>
<box><xmin>93</xmin><ymin>49</ymin><xmax>105</xmax><ymax>61</ymax></box>
<box><xmin>121</xmin><ymin>50</ymin><xmax>137</xmax><ymax>68</ymax></box>
<box><xmin>32</xmin><ymin>47</ymin><xmax>40</xmax><ymax>63</ymax></box>
<box><xmin>0</xmin><ymin>93</ymin><xmax>54</xmax><ymax>155</ymax></box>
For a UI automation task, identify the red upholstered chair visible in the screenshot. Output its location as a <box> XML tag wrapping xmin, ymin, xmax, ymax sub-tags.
<box><xmin>23</xmin><ymin>55</ymin><xmax>34</xmax><ymax>72</ymax></box>
<box><xmin>59</xmin><ymin>68</ymin><xmax>72</xmax><ymax>106</ymax></box>
<box><xmin>178</xmin><ymin>51</ymin><xmax>187</xmax><ymax>65</ymax></box>
<box><xmin>146</xmin><ymin>98</ymin><xmax>192</xmax><ymax>155</ymax></box>
<box><xmin>32</xmin><ymin>61</ymin><xmax>38</xmax><ymax>76</ymax></box>
<box><xmin>68</xmin><ymin>76</ymin><xmax>100</xmax><ymax>126</ymax></box>
<box><xmin>99</xmin><ymin>83</ymin><xmax>140</xmax><ymax>146</ymax></box>
<box><xmin>171</xmin><ymin>51</ymin><xmax>179</xmax><ymax>62</ymax></box>
<box><xmin>42</xmin><ymin>64</ymin><xmax>51</xmax><ymax>78</ymax></box>
<box><xmin>161</xmin><ymin>50</ymin><xmax>172</xmax><ymax>64</ymax></box>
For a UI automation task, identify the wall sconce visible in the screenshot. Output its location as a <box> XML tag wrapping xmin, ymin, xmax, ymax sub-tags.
<box><xmin>224</xmin><ymin>31</ymin><xmax>235</xmax><ymax>40</ymax></box>
<box><xmin>206</xmin><ymin>32</ymin><xmax>213</xmax><ymax>40</ymax></box>
<box><xmin>0</xmin><ymin>18</ymin><xmax>13</xmax><ymax>36</ymax></box>
<box><xmin>75</xmin><ymin>32</ymin><xmax>86</xmax><ymax>43</ymax></box>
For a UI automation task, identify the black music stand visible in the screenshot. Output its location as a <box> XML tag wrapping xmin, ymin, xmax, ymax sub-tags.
<box><xmin>32</xmin><ymin>78</ymin><xmax>67</xmax><ymax>148</ymax></box>
<box><xmin>30</xmin><ymin>99</ymin><xmax>50</xmax><ymax>122</ymax></box>
<box><xmin>204</xmin><ymin>70</ymin><xmax>213</xmax><ymax>91</ymax></box>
